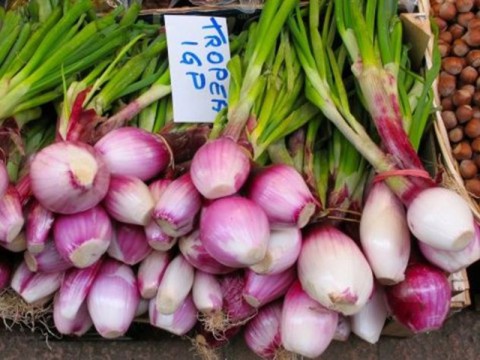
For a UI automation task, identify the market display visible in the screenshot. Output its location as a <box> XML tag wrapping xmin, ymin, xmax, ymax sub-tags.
<box><xmin>0</xmin><ymin>0</ymin><xmax>477</xmax><ymax>359</ymax></box>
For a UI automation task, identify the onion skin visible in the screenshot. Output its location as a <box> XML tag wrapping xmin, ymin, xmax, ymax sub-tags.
<box><xmin>108</xmin><ymin>223</ymin><xmax>151</xmax><ymax>266</ymax></box>
<box><xmin>385</xmin><ymin>263</ymin><xmax>451</xmax><ymax>334</ymax></box>
<box><xmin>30</xmin><ymin>141</ymin><xmax>110</xmax><ymax>214</ymax></box>
<box><xmin>192</xmin><ymin>271</ymin><xmax>223</xmax><ymax>314</ymax></box>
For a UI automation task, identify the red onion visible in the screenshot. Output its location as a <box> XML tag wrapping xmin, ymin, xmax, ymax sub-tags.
<box><xmin>24</xmin><ymin>240</ymin><xmax>71</xmax><ymax>273</ymax></box>
<box><xmin>281</xmin><ymin>281</ymin><xmax>338</xmax><ymax>358</ymax></box>
<box><xmin>190</xmin><ymin>138</ymin><xmax>251</xmax><ymax>199</ymax></box>
<box><xmin>137</xmin><ymin>251</ymin><xmax>170</xmax><ymax>299</ymax></box>
<box><xmin>247</xmin><ymin>164</ymin><xmax>316</xmax><ymax>228</ymax></box>
<box><xmin>385</xmin><ymin>263</ymin><xmax>451</xmax><ymax>334</ymax></box>
<box><xmin>11</xmin><ymin>261</ymin><xmax>63</xmax><ymax>304</ymax></box>
<box><xmin>407</xmin><ymin>188</ymin><xmax>474</xmax><ymax>251</ymax></box>
<box><xmin>298</xmin><ymin>225</ymin><xmax>374</xmax><ymax>315</ymax></box>
<box><xmin>156</xmin><ymin>254</ymin><xmax>195</xmax><ymax>315</ymax></box>
<box><xmin>53</xmin><ymin>294</ymin><xmax>93</xmax><ymax>336</ymax></box>
<box><xmin>351</xmin><ymin>285</ymin><xmax>388</xmax><ymax>344</ymax></box>
<box><xmin>57</xmin><ymin>261</ymin><xmax>103</xmax><ymax>320</ymax></box>
<box><xmin>0</xmin><ymin>186</ymin><xmax>24</xmax><ymax>243</ymax></box>
<box><xmin>94</xmin><ymin>127</ymin><xmax>170</xmax><ymax>181</ymax></box>
<box><xmin>149</xmin><ymin>295</ymin><xmax>198</xmax><ymax>335</ymax></box>
<box><xmin>179</xmin><ymin>229</ymin><xmax>234</xmax><ymax>275</ymax></box>
<box><xmin>360</xmin><ymin>182</ymin><xmax>410</xmax><ymax>285</ymax></box>
<box><xmin>244</xmin><ymin>301</ymin><xmax>284</xmax><ymax>359</ymax></box>
<box><xmin>419</xmin><ymin>222</ymin><xmax>480</xmax><ymax>273</ymax></box>
<box><xmin>153</xmin><ymin>174</ymin><xmax>201</xmax><ymax>237</ymax></box>
<box><xmin>202</xmin><ymin>272</ymin><xmax>256</xmax><ymax>334</ymax></box>
<box><xmin>0</xmin><ymin>160</ymin><xmax>8</xmax><ymax>197</ymax></box>
<box><xmin>243</xmin><ymin>268</ymin><xmax>296</xmax><ymax>308</ymax></box>
<box><xmin>103</xmin><ymin>175</ymin><xmax>154</xmax><ymax>226</ymax></box>
<box><xmin>30</xmin><ymin>141</ymin><xmax>110</xmax><ymax>214</ymax></box>
<box><xmin>108</xmin><ymin>223</ymin><xmax>151</xmax><ymax>266</ymax></box>
<box><xmin>25</xmin><ymin>200</ymin><xmax>54</xmax><ymax>254</ymax></box>
<box><xmin>200</xmin><ymin>196</ymin><xmax>269</xmax><ymax>267</ymax></box>
<box><xmin>87</xmin><ymin>259</ymin><xmax>140</xmax><ymax>338</ymax></box>
<box><xmin>54</xmin><ymin>205</ymin><xmax>113</xmax><ymax>268</ymax></box>
<box><xmin>192</xmin><ymin>271</ymin><xmax>223</xmax><ymax>313</ymax></box>
<box><xmin>250</xmin><ymin>227</ymin><xmax>302</xmax><ymax>275</ymax></box>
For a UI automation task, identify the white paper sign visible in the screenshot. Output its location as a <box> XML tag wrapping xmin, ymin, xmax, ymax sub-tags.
<box><xmin>165</xmin><ymin>15</ymin><xmax>231</xmax><ymax>123</ymax></box>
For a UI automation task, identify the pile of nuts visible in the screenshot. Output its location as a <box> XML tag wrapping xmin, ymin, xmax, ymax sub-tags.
<box><xmin>434</xmin><ymin>0</ymin><xmax>480</xmax><ymax>196</ymax></box>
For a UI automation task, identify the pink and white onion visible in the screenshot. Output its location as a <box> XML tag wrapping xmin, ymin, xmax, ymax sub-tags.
<box><xmin>155</xmin><ymin>254</ymin><xmax>195</xmax><ymax>314</ymax></box>
<box><xmin>244</xmin><ymin>301</ymin><xmax>284</xmax><ymax>359</ymax></box>
<box><xmin>149</xmin><ymin>295</ymin><xmax>197</xmax><ymax>336</ymax></box>
<box><xmin>190</xmin><ymin>138</ymin><xmax>251</xmax><ymax>199</ymax></box>
<box><xmin>248</xmin><ymin>164</ymin><xmax>316</xmax><ymax>228</ymax></box>
<box><xmin>200</xmin><ymin>196</ymin><xmax>270</xmax><ymax>268</ymax></box>
<box><xmin>281</xmin><ymin>281</ymin><xmax>338</xmax><ymax>358</ymax></box>
<box><xmin>54</xmin><ymin>205</ymin><xmax>112</xmax><ymax>268</ymax></box>
<box><xmin>298</xmin><ymin>225</ymin><xmax>374</xmax><ymax>315</ymax></box>
<box><xmin>103</xmin><ymin>175</ymin><xmax>154</xmax><ymax>226</ymax></box>
<box><xmin>57</xmin><ymin>261</ymin><xmax>103</xmax><ymax>320</ymax></box>
<box><xmin>192</xmin><ymin>271</ymin><xmax>223</xmax><ymax>313</ymax></box>
<box><xmin>108</xmin><ymin>223</ymin><xmax>151</xmax><ymax>265</ymax></box>
<box><xmin>25</xmin><ymin>200</ymin><xmax>54</xmax><ymax>254</ymax></box>
<box><xmin>153</xmin><ymin>174</ymin><xmax>201</xmax><ymax>237</ymax></box>
<box><xmin>407</xmin><ymin>187</ymin><xmax>474</xmax><ymax>251</ymax></box>
<box><xmin>250</xmin><ymin>227</ymin><xmax>302</xmax><ymax>275</ymax></box>
<box><xmin>53</xmin><ymin>294</ymin><xmax>93</xmax><ymax>336</ymax></box>
<box><xmin>360</xmin><ymin>182</ymin><xmax>410</xmax><ymax>285</ymax></box>
<box><xmin>30</xmin><ymin>141</ymin><xmax>110</xmax><ymax>214</ymax></box>
<box><xmin>24</xmin><ymin>240</ymin><xmax>71</xmax><ymax>273</ymax></box>
<box><xmin>11</xmin><ymin>261</ymin><xmax>63</xmax><ymax>304</ymax></box>
<box><xmin>94</xmin><ymin>127</ymin><xmax>170</xmax><ymax>181</ymax></box>
<box><xmin>137</xmin><ymin>251</ymin><xmax>170</xmax><ymax>299</ymax></box>
<box><xmin>0</xmin><ymin>187</ymin><xmax>24</xmax><ymax>244</ymax></box>
<box><xmin>179</xmin><ymin>229</ymin><xmax>234</xmax><ymax>275</ymax></box>
<box><xmin>243</xmin><ymin>268</ymin><xmax>296</xmax><ymax>308</ymax></box>
<box><xmin>351</xmin><ymin>285</ymin><xmax>388</xmax><ymax>344</ymax></box>
<box><xmin>87</xmin><ymin>259</ymin><xmax>140</xmax><ymax>339</ymax></box>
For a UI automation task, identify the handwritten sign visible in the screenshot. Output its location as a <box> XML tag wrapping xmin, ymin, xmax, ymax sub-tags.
<box><xmin>165</xmin><ymin>15</ymin><xmax>231</xmax><ymax>123</ymax></box>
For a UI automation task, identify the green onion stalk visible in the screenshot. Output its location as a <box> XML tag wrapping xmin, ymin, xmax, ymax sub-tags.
<box><xmin>334</xmin><ymin>0</ymin><xmax>437</xmax><ymax>190</ymax></box>
<box><xmin>0</xmin><ymin>0</ymin><xmax>143</xmax><ymax>124</ymax></box>
<box><xmin>221</xmin><ymin>0</ymin><xmax>300</xmax><ymax>141</ymax></box>
<box><xmin>287</xmin><ymin>0</ymin><xmax>426</xmax><ymax>205</ymax></box>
